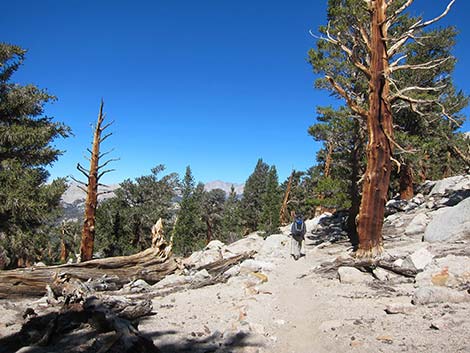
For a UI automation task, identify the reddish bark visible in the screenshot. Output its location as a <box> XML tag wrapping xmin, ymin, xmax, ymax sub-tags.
<box><xmin>356</xmin><ymin>0</ymin><xmax>392</xmax><ymax>257</ymax></box>
<box><xmin>399</xmin><ymin>164</ymin><xmax>414</xmax><ymax>200</ymax></box>
<box><xmin>279</xmin><ymin>171</ymin><xmax>294</xmax><ymax>225</ymax></box>
<box><xmin>79</xmin><ymin>101</ymin><xmax>105</xmax><ymax>262</ymax></box>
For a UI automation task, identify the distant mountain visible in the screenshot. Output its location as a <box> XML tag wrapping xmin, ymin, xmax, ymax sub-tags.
<box><xmin>60</xmin><ymin>180</ymin><xmax>244</xmax><ymax>222</ymax></box>
<box><xmin>204</xmin><ymin>180</ymin><xmax>244</xmax><ymax>195</ymax></box>
<box><xmin>60</xmin><ymin>181</ymin><xmax>119</xmax><ymax>221</ymax></box>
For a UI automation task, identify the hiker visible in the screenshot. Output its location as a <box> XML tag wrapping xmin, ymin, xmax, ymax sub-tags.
<box><xmin>290</xmin><ymin>213</ymin><xmax>306</xmax><ymax>260</ymax></box>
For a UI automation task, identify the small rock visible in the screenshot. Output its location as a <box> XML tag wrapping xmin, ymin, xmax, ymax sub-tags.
<box><xmin>224</xmin><ymin>264</ymin><xmax>241</xmax><ymax>278</ymax></box>
<box><xmin>338</xmin><ymin>267</ymin><xmax>373</xmax><ymax>284</ymax></box>
<box><xmin>240</xmin><ymin>259</ymin><xmax>275</xmax><ymax>274</ymax></box>
<box><xmin>402</xmin><ymin>248</ymin><xmax>434</xmax><ymax>271</ymax></box>
<box><xmin>193</xmin><ymin>269</ymin><xmax>211</xmax><ymax>282</ymax></box>
<box><xmin>376</xmin><ymin>335</ymin><xmax>394</xmax><ymax>344</ymax></box>
<box><xmin>385</xmin><ymin>303</ymin><xmax>417</xmax><ymax>315</ymax></box>
<box><xmin>430</xmin><ymin>317</ymin><xmax>462</xmax><ymax>330</ymax></box>
<box><xmin>274</xmin><ymin>319</ymin><xmax>286</xmax><ymax>326</ymax></box>
<box><xmin>373</xmin><ymin>267</ymin><xmax>394</xmax><ymax>282</ymax></box>
<box><xmin>393</xmin><ymin>258</ymin><xmax>404</xmax><ymax>267</ymax></box>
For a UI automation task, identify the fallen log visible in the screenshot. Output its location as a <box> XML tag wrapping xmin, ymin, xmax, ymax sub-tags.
<box><xmin>316</xmin><ymin>256</ymin><xmax>419</xmax><ymax>278</ymax></box>
<box><xmin>0</xmin><ymin>219</ymin><xmax>177</xmax><ymax>299</ymax></box>
<box><xmin>137</xmin><ymin>251</ymin><xmax>257</xmax><ymax>299</ymax></box>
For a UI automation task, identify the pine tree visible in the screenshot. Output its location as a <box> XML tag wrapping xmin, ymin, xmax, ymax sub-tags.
<box><xmin>0</xmin><ymin>43</ymin><xmax>70</xmax><ymax>267</ymax></box>
<box><xmin>201</xmin><ymin>188</ymin><xmax>225</xmax><ymax>243</ymax></box>
<box><xmin>221</xmin><ymin>186</ymin><xmax>242</xmax><ymax>243</ymax></box>
<box><xmin>309</xmin><ymin>0</ymin><xmax>462</xmax><ymax>257</ymax></box>
<box><xmin>95</xmin><ymin>165</ymin><xmax>179</xmax><ymax>256</ymax></box>
<box><xmin>173</xmin><ymin>166</ymin><xmax>205</xmax><ymax>256</ymax></box>
<box><xmin>240</xmin><ymin>159</ymin><xmax>269</xmax><ymax>233</ymax></box>
<box><xmin>260</xmin><ymin>166</ymin><xmax>281</xmax><ymax>236</ymax></box>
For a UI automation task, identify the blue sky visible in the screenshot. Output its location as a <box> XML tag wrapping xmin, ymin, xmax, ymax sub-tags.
<box><xmin>2</xmin><ymin>0</ymin><xmax>469</xmax><ymax>185</ymax></box>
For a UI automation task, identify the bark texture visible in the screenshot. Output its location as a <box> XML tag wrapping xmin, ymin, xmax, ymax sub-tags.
<box><xmin>356</xmin><ymin>0</ymin><xmax>392</xmax><ymax>258</ymax></box>
<box><xmin>80</xmin><ymin>101</ymin><xmax>105</xmax><ymax>262</ymax></box>
<box><xmin>279</xmin><ymin>171</ymin><xmax>294</xmax><ymax>225</ymax></box>
<box><xmin>399</xmin><ymin>164</ymin><xmax>414</xmax><ymax>200</ymax></box>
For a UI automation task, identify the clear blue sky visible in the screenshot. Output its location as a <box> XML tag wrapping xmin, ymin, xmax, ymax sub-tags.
<box><xmin>2</xmin><ymin>0</ymin><xmax>469</xmax><ymax>185</ymax></box>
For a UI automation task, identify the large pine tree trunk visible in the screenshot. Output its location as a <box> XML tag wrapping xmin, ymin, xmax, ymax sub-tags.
<box><xmin>399</xmin><ymin>164</ymin><xmax>414</xmax><ymax>200</ymax></box>
<box><xmin>80</xmin><ymin>102</ymin><xmax>105</xmax><ymax>262</ymax></box>
<box><xmin>356</xmin><ymin>0</ymin><xmax>392</xmax><ymax>258</ymax></box>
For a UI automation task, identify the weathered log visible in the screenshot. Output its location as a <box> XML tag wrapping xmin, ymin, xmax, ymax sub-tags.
<box><xmin>140</xmin><ymin>251</ymin><xmax>257</xmax><ymax>299</ymax></box>
<box><xmin>0</xmin><ymin>219</ymin><xmax>177</xmax><ymax>299</ymax></box>
<box><xmin>316</xmin><ymin>256</ymin><xmax>419</xmax><ymax>278</ymax></box>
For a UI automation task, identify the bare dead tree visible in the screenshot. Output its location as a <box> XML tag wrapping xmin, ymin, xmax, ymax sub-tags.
<box><xmin>313</xmin><ymin>0</ymin><xmax>456</xmax><ymax>257</ymax></box>
<box><xmin>72</xmin><ymin>100</ymin><xmax>117</xmax><ymax>262</ymax></box>
<box><xmin>279</xmin><ymin>170</ymin><xmax>294</xmax><ymax>225</ymax></box>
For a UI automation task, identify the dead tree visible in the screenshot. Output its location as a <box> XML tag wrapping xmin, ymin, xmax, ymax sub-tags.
<box><xmin>314</xmin><ymin>0</ymin><xmax>456</xmax><ymax>257</ymax></box>
<box><xmin>73</xmin><ymin>100</ymin><xmax>117</xmax><ymax>262</ymax></box>
<box><xmin>279</xmin><ymin>170</ymin><xmax>294</xmax><ymax>225</ymax></box>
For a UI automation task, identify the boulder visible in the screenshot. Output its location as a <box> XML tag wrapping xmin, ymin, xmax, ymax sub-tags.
<box><xmin>402</xmin><ymin>248</ymin><xmax>434</xmax><ymax>271</ymax></box>
<box><xmin>257</xmin><ymin>234</ymin><xmax>289</xmax><ymax>258</ymax></box>
<box><xmin>240</xmin><ymin>259</ymin><xmax>275</xmax><ymax>274</ymax></box>
<box><xmin>373</xmin><ymin>267</ymin><xmax>395</xmax><ymax>282</ymax></box>
<box><xmin>404</xmin><ymin>213</ymin><xmax>430</xmax><ymax>236</ymax></box>
<box><xmin>415</xmin><ymin>255</ymin><xmax>470</xmax><ymax>288</ymax></box>
<box><xmin>337</xmin><ymin>266</ymin><xmax>373</xmax><ymax>284</ymax></box>
<box><xmin>429</xmin><ymin>175</ymin><xmax>470</xmax><ymax>196</ymax></box>
<box><xmin>184</xmin><ymin>248</ymin><xmax>223</xmax><ymax>268</ymax></box>
<box><xmin>205</xmin><ymin>240</ymin><xmax>225</xmax><ymax>250</ymax></box>
<box><xmin>423</xmin><ymin>197</ymin><xmax>470</xmax><ymax>242</ymax></box>
<box><xmin>223</xmin><ymin>233</ymin><xmax>264</xmax><ymax>258</ymax></box>
<box><xmin>412</xmin><ymin>286</ymin><xmax>470</xmax><ymax>305</ymax></box>
<box><xmin>152</xmin><ymin>274</ymin><xmax>189</xmax><ymax>289</ymax></box>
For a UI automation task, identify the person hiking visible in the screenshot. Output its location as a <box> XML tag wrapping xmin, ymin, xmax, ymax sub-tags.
<box><xmin>290</xmin><ymin>213</ymin><xmax>306</xmax><ymax>260</ymax></box>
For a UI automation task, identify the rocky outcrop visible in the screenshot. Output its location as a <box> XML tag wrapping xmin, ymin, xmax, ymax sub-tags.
<box><xmin>423</xmin><ymin>197</ymin><xmax>470</xmax><ymax>242</ymax></box>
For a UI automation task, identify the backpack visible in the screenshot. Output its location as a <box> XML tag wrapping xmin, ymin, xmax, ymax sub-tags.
<box><xmin>291</xmin><ymin>216</ymin><xmax>306</xmax><ymax>237</ymax></box>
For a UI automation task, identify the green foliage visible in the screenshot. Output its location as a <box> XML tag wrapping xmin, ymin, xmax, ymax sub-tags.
<box><xmin>240</xmin><ymin>159</ymin><xmax>269</xmax><ymax>233</ymax></box>
<box><xmin>308</xmin><ymin>0</ymin><xmax>468</xmax><ymax>215</ymax></box>
<box><xmin>95</xmin><ymin>165</ymin><xmax>179</xmax><ymax>256</ymax></box>
<box><xmin>0</xmin><ymin>43</ymin><xmax>70</xmax><ymax>267</ymax></box>
<box><xmin>259</xmin><ymin>166</ymin><xmax>281</xmax><ymax>236</ymax></box>
<box><xmin>220</xmin><ymin>186</ymin><xmax>242</xmax><ymax>243</ymax></box>
<box><xmin>172</xmin><ymin>167</ymin><xmax>206</xmax><ymax>256</ymax></box>
<box><xmin>201</xmin><ymin>188</ymin><xmax>226</xmax><ymax>243</ymax></box>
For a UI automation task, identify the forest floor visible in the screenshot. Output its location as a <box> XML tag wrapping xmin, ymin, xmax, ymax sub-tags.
<box><xmin>136</xmin><ymin>228</ymin><xmax>470</xmax><ymax>353</ymax></box>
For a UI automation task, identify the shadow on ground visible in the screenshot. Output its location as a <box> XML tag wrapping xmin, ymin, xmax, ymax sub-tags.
<box><xmin>0</xmin><ymin>308</ymin><xmax>263</xmax><ymax>353</ymax></box>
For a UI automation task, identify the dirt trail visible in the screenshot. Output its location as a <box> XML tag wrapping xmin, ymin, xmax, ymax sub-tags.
<box><xmin>139</xmin><ymin>232</ymin><xmax>470</xmax><ymax>353</ymax></box>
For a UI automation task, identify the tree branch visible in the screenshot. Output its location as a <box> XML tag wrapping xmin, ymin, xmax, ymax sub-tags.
<box><xmin>76</xmin><ymin>163</ymin><xmax>90</xmax><ymax>179</ymax></box>
<box><xmin>100</xmin><ymin>132</ymin><xmax>113</xmax><ymax>143</ymax></box>
<box><xmin>310</xmin><ymin>24</ymin><xmax>371</xmax><ymax>79</ymax></box>
<box><xmin>98</xmin><ymin>169</ymin><xmax>116</xmax><ymax>181</ymax></box>
<box><xmin>389</xmin><ymin>57</ymin><xmax>451</xmax><ymax>73</ymax></box>
<box><xmin>387</xmin><ymin>0</ymin><xmax>456</xmax><ymax>57</ymax></box>
<box><xmin>98</xmin><ymin>158</ymin><xmax>120</xmax><ymax>171</ymax></box>
<box><xmin>69</xmin><ymin>176</ymin><xmax>88</xmax><ymax>191</ymax></box>
<box><xmin>326</xmin><ymin>75</ymin><xmax>368</xmax><ymax>118</ymax></box>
